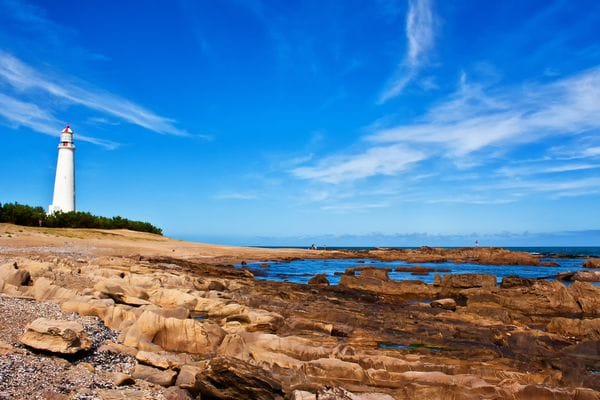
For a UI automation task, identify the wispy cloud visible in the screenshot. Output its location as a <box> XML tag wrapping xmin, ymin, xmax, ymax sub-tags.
<box><xmin>378</xmin><ymin>0</ymin><xmax>435</xmax><ymax>103</ymax></box>
<box><xmin>0</xmin><ymin>51</ymin><xmax>204</xmax><ymax>141</ymax></box>
<box><xmin>0</xmin><ymin>93</ymin><xmax>119</xmax><ymax>149</ymax></box>
<box><xmin>292</xmin><ymin>144</ymin><xmax>425</xmax><ymax>184</ymax></box>
<box><xmin>292</xmin><ymin>65</ymin><xmax>600</xmax><ymax>205</ymax></box>
<box><xmin>370</xmin><ymin>67</ymin><xmax>600</xmax><ymax>157</ymax></box>
<box><xmin>497</xmin><ymin>162</ymin><xmax>600</xmax><ymax>177</ymax></box>
<box><xmin>491</xmin><ymin>176</ymin><xmax>600</xmax><ymax>198</ymax></box>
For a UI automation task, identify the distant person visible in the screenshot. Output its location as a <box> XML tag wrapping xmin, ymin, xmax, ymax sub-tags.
<box><xmin>475</xmin><ymin>240</ymin><xmax>479</xmax><ymax>248</ymax></box>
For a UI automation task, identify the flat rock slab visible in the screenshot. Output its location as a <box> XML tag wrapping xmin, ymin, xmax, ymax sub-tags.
<box><xmin>19</xmin><ymin>318</ymin><xmax>92</xmax><ymax>354</ymax></box>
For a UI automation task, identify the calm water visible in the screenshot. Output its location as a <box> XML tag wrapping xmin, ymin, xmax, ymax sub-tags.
<box><xmin>239</xmin><ymin>247</ymin><xmax>599</xmax><ymax>285</ymax></box>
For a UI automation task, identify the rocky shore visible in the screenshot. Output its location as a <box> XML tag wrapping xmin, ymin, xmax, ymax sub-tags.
<box><xmin>1</xmin><ymin>224</ymin><xmax>599</xmax><ymax>399</ymax></box>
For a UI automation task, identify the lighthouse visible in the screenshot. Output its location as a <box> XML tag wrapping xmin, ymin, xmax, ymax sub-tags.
<box><xmin>49</xmin><ymin>124</ymin><xmax>76</xmax><ymax>214</ymax></box>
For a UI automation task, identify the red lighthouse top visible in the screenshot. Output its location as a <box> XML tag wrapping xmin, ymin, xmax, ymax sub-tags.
<box><xmin>61</xmin><ymin>124</ymin><xmax>73</xmax><ymax>134</ymax></box>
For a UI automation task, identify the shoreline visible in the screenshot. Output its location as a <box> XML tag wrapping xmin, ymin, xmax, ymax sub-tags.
<box><xmin>1</xmin><ymin>224</ymin><xmax>600</xmax><ymax>399</ymax></box>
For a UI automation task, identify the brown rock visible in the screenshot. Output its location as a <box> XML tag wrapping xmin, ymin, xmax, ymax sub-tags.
<box><xmin>175</xmin><ymin>364</ymin><xmax>206</xmax><ymax>392</ymax></box>
<box><xmin>303</xmin><ymin>358</ymin><xmax>366</xmax><ymax>384</ymax></box>
<box><xmin>547</xmin><ymin>317</ymin><xmax>600</xmax><ymax>340</ymax></box>
<box><xmin>358</xmin><ymin>267</ymin><xmax>389</xmax><ymax>280</ymax></box>
<box><xmin>291</xmin><ymin>391</ymin><xmax>316</xmax><ymax>400</ymax></box>
<box><xmin>0</xmin><ymin>339</ymin><xmax>15</xmax><ymax>355</ymax></box>
<box><xmin>195</xmin><ymin>356</ymin><xmax>284</xmax><ymax>400</ymax></box>
<box><xmin>571</xmin><ymin>270</ymin><xmax>600</xmax><ymax>282</ymax></box>
<box><xmin>98</xmin><ymin>342</ymin><xmax>139</xmax><ymax>357</ymax></box>
<box><xmin>208</xmin><ymin>280</ymin><xmax>227</xmax><ymax>291</ymax></box>
<box><xmin>163</xmin><ymin>387</ymin><xmax>193</xmax><ymax>400</ymax></box>
<box><xmin>122</xmin><ymin>310</ymin><xmax>226</xmax><ymax>354</ymax></box>
<box><xmin>96</xmin><ymin>389</ymin><xmax>148</xmax><ymax>400</ymax></box>
<box><xmin>430</xmin><ymin>298</ymin><xmax>457</xmax><ymax>311</ymax></box>
<box><xmin>94</xmin><ymin>279</ymin><xmax>151</xmax><ymax>306</ymax></box>
<box><xmin>148</xmin><ymin>288</ymin><xmax>198</xmax><ymax>309</ymax></box>
<box><xmin>112</xmin><ymin>372</ymin><xmax>135</xmax><ymax>386</ymax></box>
<box><xmin>143</xmin><ymin>305</ymin><xmax>190</xmax><ymax>320</ymax></box>
<box><xmin>136</xmin><ymin>350</ymin><xmax>193</xmax><ymax>369</ymax></box>
<box><xmin>505</xmin><ymin>280</ymin><xmax>581</xmax><ymax>315</ymax></box>
<box><xmin>583</xmin><ymin>258</ymin><xmax>600</xmax><ymax>268</ymax></box>
<box><xmin>501</xmin><ymin>276</ymin><xmax>536</xmax><ymax>288</ymax></box>
<box><xmin>61</xmin><ymin>298</ymin><xmax>115</xmax><ymax>318</ymax></box>
<box><xmin>0</xmin><ymin>263</ymin><xmax>31</xmax><ymax>286</ymax></box>
<box><xmin>131</xmin><ymin>364</ymin><xmax>177</xmax><ymax>386</ymax></box>
<box><xmin>340</xmin><ymin>271</ymin><xmax>438</xmax><ymax>297</ymax></box>
<box><xmin>568</xmin><ymin>281</ymin><xmax>600</xmax><ymax>314</ymax></box>
<box><xmin>441</xmin><ymin>274</ymin><xmax>497</xmax><ymax>289</ymax></box>
<box><xmin>308</xmin><ymin>274</ymin><xmax>329</xmax><ymax>286</ymax></box>
<box><xmin>19</xmin><ymin>318</ymin><xmax>92</xmax><ymax>354</ymax></box>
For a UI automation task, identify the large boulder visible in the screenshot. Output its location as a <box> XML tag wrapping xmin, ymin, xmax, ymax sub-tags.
<box><xmin>583</xmin><ymin>258</ymin><xmax>600</xmax><ymax>268</ymax></box>
<box><xmin>464</xmin><ymin>280</ymin><xmax>582</xmax><ymax>317</ymax></box>
<box><xmin>308</xmin><ymin>274</ymin><xmax>329</xmax><ymax>286</ymax></box>
<box><xmin>568</xmin><ymin>281</ymin><xmax>600</xmax><ymax>314</ymax></box>
<box><xmin>339</xmin><ymin>268</ymin><xmax>438</xmax><ymax>297</ymax></box>
<box><xmin>570</xmin><ymin>270</ymin><xmax>600</xmax><ymax>282</ymax></box>
<box><xmin>122</xmin><ymin>310</ymin><xmax>226</xmax><ymax>354</ymax></box>
<box><xmin>19</xmin><ymin>318</ymin><xmax>92</xmax><ymax>354</ymax></box>
<box><xmin>194</xmin><ymin>356</ymin><xmax>284</xmax><ymax>400</ymax></box>
<box><xmin>500</xmin><ymin>280</ymin><xmax>581</xmax><ymax>315</ymax></box>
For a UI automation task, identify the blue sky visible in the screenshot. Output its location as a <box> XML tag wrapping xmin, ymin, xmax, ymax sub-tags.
<box><xmin>1</xmin><ymin>0</ymin><xmax>599</xmax><ymax>245</ymax></box>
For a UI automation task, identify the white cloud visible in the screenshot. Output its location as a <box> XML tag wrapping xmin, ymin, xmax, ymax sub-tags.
<box><xmin>292</xmin><ymin>144</ymin><xmax>425</xmax><ymax>184</ymax></box>
<box><xmin>583</xmin><ymin>146</ymin><xmax>600</xmax><ymax>157</ymax></box>
<box><xmin>492</xmin><ymin>176</ymin><xmax>600</xmax><ymax>197</ymax></box>
<box><xmin>379</xmin><ymin>0</ymin><xmax>435</xmax><ymax>103</ymax></box>
<box><xmin>0</xmin><ymin>52</ymin><xmax>202</xmax><ymax>139</ymax></box>
<box><xmin>292</xmin><ymin>65</ymin><xmax>600</xmax><ymax>205</ymax></box>
<box><xmin>0</xmin><ymin>93</ymin><xmax>119</xmax><ymax>149</ymax></box>
<box><xmin>370</xmin><ymin>67</ymin><xmax>600</xmax><ymax>158</ymax></box>
<box><xmin>497</xmin><ymin>162</ymin><xmax>600</xmax><ymax>177</ymax></box>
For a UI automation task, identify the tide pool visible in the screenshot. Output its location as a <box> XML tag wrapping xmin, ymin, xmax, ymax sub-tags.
<box><xmin>238</xmin><ymin>257</ymin><xmax>589</xmax><ymax>285</ymax></box>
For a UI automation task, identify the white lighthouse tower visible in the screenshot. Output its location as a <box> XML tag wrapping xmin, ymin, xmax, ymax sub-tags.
<box><xmin>49</xmin><ymin>124</ymin><xmax>76</xmax><ymax>214</ymax></box>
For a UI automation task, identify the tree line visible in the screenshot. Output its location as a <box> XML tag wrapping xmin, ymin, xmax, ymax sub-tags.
<box><xmin>0</xmin><ymin>202</ymin><xmax>162</xmax><ymax>235</ymax></box>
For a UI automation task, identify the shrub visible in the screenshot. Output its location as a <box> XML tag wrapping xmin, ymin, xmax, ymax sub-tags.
<box><xmin>0</xmin><ymin>202</ymin><xmax>162</xmax><ymax>235</ymax></box>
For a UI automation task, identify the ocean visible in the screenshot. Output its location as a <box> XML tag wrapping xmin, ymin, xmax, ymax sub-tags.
<box><xmin>240</xmin><ymin>246</ymin><xmax>600</xmax><ymax>285</ymax></box>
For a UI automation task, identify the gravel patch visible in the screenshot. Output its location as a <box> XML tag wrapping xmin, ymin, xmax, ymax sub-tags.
<box><xmin>0</xmin><ymin>296</ymin><xmax>148</xmax><ymax>400</ymax></box>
